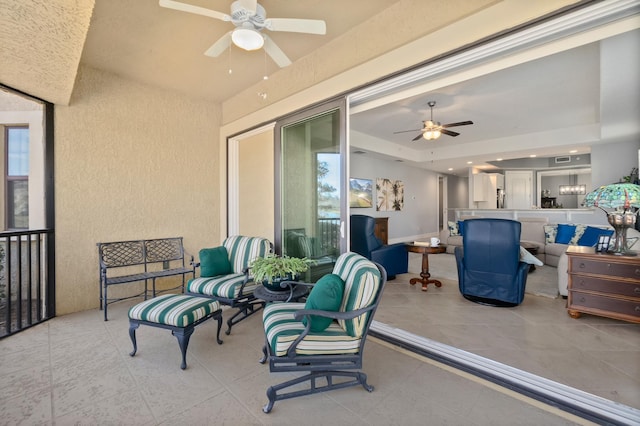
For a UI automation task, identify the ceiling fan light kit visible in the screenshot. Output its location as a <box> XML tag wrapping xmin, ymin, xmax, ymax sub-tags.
<box><xmin>394</xmin><ymin>101</ymin><xmax>474</xmax><ymax>141</ymax></box>
<box><xmin>232</xmin><ymin>27</ymin><xmax>264</xmax><ymax>50</ymax></box>
<box><xmin>159</xmin><ymin>0</ymin><xmax>326</xmax><ymax>68</ymax></box>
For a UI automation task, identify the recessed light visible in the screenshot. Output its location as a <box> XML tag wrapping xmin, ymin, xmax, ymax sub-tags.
<box><xmin>467</xmin><ymin>161</ymin><xmax>473</xmax><ymax>164</ymax></box>
<box><xmin>448</xmin><ymin>168</ymin><xmax>453</xmax><ymax>171</ymax></box>
<box><xmin>569</xmin><ymin>150</ymin><xmax>577</xmax><ymax>153</ymax></box>
<box><xmin>530</xmin><ymin>154</ymin><xmax>537</xmax><ymax>158</ymax></box>
<box><xmin>496</xmin><ymin>158</ymin><xmax>503</xmax><ymax>161</ymax></box>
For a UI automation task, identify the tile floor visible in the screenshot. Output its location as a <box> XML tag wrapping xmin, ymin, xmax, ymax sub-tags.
<box><xmin>1</xmin><ymin>257</ymin><xmax>639</xmax><ymax>425</ymax></box>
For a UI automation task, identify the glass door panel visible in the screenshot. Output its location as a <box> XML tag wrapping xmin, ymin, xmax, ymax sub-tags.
<box><xmin>276</xmin><ymin>100</ymin><xmax>346</xmax><ymax>282</ymax></box>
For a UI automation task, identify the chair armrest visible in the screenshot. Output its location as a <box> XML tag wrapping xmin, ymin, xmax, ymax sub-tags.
<box><xmin>284</xmin><ymin>305</ymin><xmax>376</xmax><ymax>357</ymax></box>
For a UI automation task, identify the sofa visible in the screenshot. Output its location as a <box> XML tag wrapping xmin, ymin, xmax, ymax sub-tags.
<box><xmin>441</xmin><ymin>217</ymin><xmax>617</xmax><ymax>267</ymax></box>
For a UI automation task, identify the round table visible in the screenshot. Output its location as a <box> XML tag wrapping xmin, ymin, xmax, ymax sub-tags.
<box><xmin>254</xmin><ymin>284</ymin><xmax>309</xmax><ymax>303</ymax></box>
<box><xmin>405</xmin><ymin>243</ymin><xmax>447</xmax><ymax>291</ymax></box>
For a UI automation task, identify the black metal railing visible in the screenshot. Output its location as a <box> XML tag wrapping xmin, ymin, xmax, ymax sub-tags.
<box><xmin>0</xmin><ymin>229</ymin><xmax>55</xmax><ymax>338</ymax></box>
<box><xmin>317</xmin><ymin>218</ymin><xmax>340</xmax><ymax>256</ymax></box>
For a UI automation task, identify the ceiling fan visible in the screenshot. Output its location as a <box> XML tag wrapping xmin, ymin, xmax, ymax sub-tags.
<box><xmin>159</xmin><ymin>0</ymin><xmax>326</xmax><ymax>68</ymax></box>
<box><xmin>394</xmin><ymin>101</ymin><xmax>474</xmax><ymax>141</ymax></box>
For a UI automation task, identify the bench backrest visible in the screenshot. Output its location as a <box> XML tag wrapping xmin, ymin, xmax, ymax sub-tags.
<box><xmin>98</xmin><ymin>237</ymin><xmax>186</xmax><ymax>269</ymax></box>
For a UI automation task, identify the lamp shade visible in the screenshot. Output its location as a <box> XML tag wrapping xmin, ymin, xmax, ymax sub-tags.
<box><xmin>583</xmin><ymin>183</ymin><xmax>640</xmax><ymax>210</ymax></box>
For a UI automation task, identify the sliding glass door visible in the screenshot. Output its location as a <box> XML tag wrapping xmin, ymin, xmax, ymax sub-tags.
<box><xmin>275</xmin><ymin>99</ymin><xmax>346</xmax><ymax>282</ymax></box>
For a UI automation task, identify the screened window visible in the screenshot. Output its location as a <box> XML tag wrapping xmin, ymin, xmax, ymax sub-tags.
<box><xmin>6</xmin><ymin>126</ymin><xmax>29</xmax><ymax>229</ymax></box>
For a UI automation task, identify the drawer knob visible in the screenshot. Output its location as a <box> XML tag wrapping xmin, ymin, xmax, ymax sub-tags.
<box><xmin>635</xmin><ymin>287</ymin><xmax>640</xmax><ymax>294</ymax></box>
<box><xmin>636</xmin><ymin>269</ymin><xmax>640</xmax><ymax>276</ymax></box>
<box><xmin>579</xmin><ymin>263</ymin><xmax>586</xmax><ymax>269</ymax></box>
<box><xmin>636</xmin><ymin>306</ymin><xmax>640</xmax><ymax>313</ymax></box>
<box><xmin>580</xmin><ymin>297</ymin><xmax>586</xmax><ymax>303</ymax></box>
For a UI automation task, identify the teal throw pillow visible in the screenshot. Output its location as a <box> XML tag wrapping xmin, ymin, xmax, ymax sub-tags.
<box><xmin>555</xmin><ymin>224</ymin><xmax>576</xmax><ymax>244</ymax></box>
<box><xmin>302</xmin><ymin>273</ymin><xmax>345</xmax><ymax>332</ymax></box>
<box><xmin>199</xmin><ymin>246</ymin><xmax>232</xmax><ymax>277</ymax></box>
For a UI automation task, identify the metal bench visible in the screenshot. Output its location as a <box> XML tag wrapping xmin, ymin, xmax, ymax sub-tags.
<box><xmin>97</xmin><ymin>237</ymin><xmax>195</xmax><ymax>320</ymax></box>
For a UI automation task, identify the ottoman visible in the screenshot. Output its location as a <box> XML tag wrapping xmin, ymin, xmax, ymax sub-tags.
<box><xmin>128</xmin><ymin>294</ymin><xmax>223</xmax><ymax>369</ymax></box>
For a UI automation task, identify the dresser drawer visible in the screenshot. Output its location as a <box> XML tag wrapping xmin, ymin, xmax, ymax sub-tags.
<box><xmin>569</xmin><ymin>291</ymin><xmax>640</xmax><ymax>320</ymax></box>
<box><xmin>569</xmin><ymin>257</ymin><xmax>640</xmax><ymax>280</ymax></box>
<box><xmin>570</xmin><ymin>275</ymin><xmax>640</xmax><ymax>298</ymax></box>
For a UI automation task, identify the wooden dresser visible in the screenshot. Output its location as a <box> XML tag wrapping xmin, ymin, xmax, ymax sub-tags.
<box><xmin>566</xmin><ymin>246</ymin><xmax>640</xmax><ymax>323</ymax></box>
<box><xmin>373</xmin><ymin>217</ymin><xmax>388</xmax><ymax>245</ymax></box>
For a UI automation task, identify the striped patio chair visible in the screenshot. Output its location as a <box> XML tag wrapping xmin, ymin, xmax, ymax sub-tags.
<box><xmin>186</xmin><ymin>235</ymin><xmax>272</xmax><ymax>335</ymax></box>
<box><xmin>260</xmin><ymin>252</ymin><xmax>387</xmax><ymax>413</ymax></box>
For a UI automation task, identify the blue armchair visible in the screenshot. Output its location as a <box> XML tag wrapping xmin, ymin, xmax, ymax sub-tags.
<box><xmin>455</xmin><ymin>218</ymin><xmax>529</xmax><ymax>306</ymax></box>
<box><xmin>350</xmin><ymin>215</ymin><xmax>408</xmax><ymax>280</ymax></box>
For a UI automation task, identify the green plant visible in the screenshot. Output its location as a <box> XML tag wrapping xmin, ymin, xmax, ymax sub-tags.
<box><xmin>249</xmin><ymin>253</ymin><xmax>313</xmax><ymax>284</ymax></box>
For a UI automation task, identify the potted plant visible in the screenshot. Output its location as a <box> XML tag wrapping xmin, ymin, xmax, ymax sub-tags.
<box><xmin>250</xmin><ymin>253</ymin><xmax>313</xmax><ymax>291</ymax></box>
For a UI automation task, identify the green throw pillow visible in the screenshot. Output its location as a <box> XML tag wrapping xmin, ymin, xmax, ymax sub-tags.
<box><xmin>199</xmin><ymin>246</ymin><xmax>232</xmax><ymax>277</ymax></box>
<box><xmin>302</xmin><ymin>273</ymin><xmax>345</xmax><ymax>332</ymax></box>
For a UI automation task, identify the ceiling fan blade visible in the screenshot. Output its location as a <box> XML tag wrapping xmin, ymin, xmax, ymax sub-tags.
<box><xmin>442</xmin><ymin>120</ymin><xmax>473</xmax><ymax>128</ymax></box>
<box><xmin>265</xmin><ymin>18</ymin><xmax>327</xmax><ymax>34</ymax></box>
<box><xmin>236</xmin><ymin>0</ymin><xmax>257</xmax><ymax>15</ymax></box>
<box><xmin>393</xmin><ymin>129</ymin><xmax>422</xmax><ymax>134</ymax></box>
<box><xmin>159</xmin><ymin>0</ymin><xmax>230</xmax><ymax>21</ymax></box>
<box><xmin>411</xmin><ymin>133</ymin><xmax>424</xmax><ymax>141</ymax></box>
<box><xmin>204</xmin><ymin>32</ymin><xmax>232</xmax><ymax>57</ymax></box>
<box><xmin>441</xmin><ymin>129</ymin><xmax>460</xmax><ymax>137</ymax></box>
<box><xmin>264</xmin><ymin>35</ymin><xmax>292</xmax><ymax>67</ymax></box>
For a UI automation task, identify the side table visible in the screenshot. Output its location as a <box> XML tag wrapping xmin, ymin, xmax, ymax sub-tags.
<box><xmin>254</xmin><ymin>284</ymin><xmax>309</xmax><ymax>303</ymax></box>
<box><xmin>405</xmin><ymin>243</ymin><xmax>447</xmax><ymax>291</ymax></box>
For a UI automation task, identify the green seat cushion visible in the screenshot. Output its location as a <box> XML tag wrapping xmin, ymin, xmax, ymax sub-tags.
<box><xmin>128</xmin><ymin>294</ymin><xmax>220</xmax><ymax>327</ymax></box>
<box><xmin>302</xmin><ymin>273</ymin><xmax>345</xmax><ymax>332</ymax></box>
<box><xmin>199</xmin><ymin>246</ymin><xmax>232</xmax><ymax>277</ymax></box>
<box><xmin>187</xmin><ymin>274</ymin><xmax>256</xmax><ymax>299</ymax></box>
<box><xmin>263</xmin><ymin>302</ymin><xmax>361</xmax><ymax>357</ymax></box>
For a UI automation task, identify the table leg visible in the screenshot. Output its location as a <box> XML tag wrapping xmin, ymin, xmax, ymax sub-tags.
<box><xmin>409</xmin><ymin>252</ymin><xmax>442</xmax><ymax>291</ymax></box>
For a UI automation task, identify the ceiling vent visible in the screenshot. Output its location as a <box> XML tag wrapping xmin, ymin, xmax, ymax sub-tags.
<box><xmin>555</xmin><ymin>156</ymin><xmax>571</xmax><ymax>164</ymax></box>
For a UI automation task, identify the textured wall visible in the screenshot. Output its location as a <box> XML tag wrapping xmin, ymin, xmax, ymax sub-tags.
<box><xmin>54</xmin><ymin>65</ymin><xmax>220</xmax><ymax>315</ymax></box>
<box><xmin>0</xmin><ymin>0</ymin><xmax>94</xmax><ymax>105</ymax></box>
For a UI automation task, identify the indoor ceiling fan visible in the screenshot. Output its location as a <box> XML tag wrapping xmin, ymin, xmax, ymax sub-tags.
<box><xmin>394</xmin><ymin>101</ymin><xmax>474</xmax><ymax>141</ymax></box>
<box><xmin>159</xmin><ymin>0</ymin><xmax>326</xmax><ymax>67</ymax></box>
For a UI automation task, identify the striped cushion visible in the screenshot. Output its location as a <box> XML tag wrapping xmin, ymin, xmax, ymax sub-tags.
<box><xmin>223</xmin><ymin>236</ymin><xmax>271</xmax><ymax>274</ymax></box>
<box><xmin>332</xmin><ymin>253</ymin><xmax>381</xmax><ymax>337</ymax></box>
<box><xmin>128</xmin><ymin>294</ymin><xmax>220</xmax><ymax>327</ymax></box>
<box><xmin>297</xmin><ymin>235</ymin><xmax>313</xmax><ymax>258</ymax></box>
<box><xmin>263</xmin><ymin>302</ymin><xmax>361</xmax><ymax>357</ymax></box>
<box><xmin>187</xmin><ymin>274</ymin><xmax>258</xmax><ymax>299</ymax></box>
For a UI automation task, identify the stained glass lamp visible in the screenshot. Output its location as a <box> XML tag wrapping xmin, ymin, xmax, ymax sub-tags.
<box><xmin>583</xmin><ymin>183</ymin><xmax>640</xmax><ymax>256</ymax></box>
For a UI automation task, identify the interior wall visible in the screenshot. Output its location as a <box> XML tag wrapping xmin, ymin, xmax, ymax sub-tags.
<box><xmin>591</xmin><ymin>139</ymin><xmax>640</xmax><ymax>187</ymax></box>
<box><xmin>446</xmin><ymin>174</ymin><xmax>469</xmax><ymax>222</ymax></box>
<box><xmin>350</xmin><ymin>155</ymin><xmax>438</xmax><ymax>241</ymax></box>
<box><xmin>238</xmin><ymin>131</ymin><xmax>274</xmax><ymax>241</ymax></box>
<box><xmin>54</xmin><ymin>66</ymin><xmax>221</xmax><ymax>315</ymax></box>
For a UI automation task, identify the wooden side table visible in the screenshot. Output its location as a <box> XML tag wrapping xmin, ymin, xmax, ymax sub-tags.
<box><xmin>405</xmin><ymin>243</ymin><xmax>447</xmax><ymax>291</ymax></box>
<box><xmin>566</xmin><ymin>246</ymin><xmax>640</xmax><ymax>323</ymax></box>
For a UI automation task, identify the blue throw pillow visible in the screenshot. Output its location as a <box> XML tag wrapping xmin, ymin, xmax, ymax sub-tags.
<box><xmin>457</xmin><ymin>220</ymin><xmax>465</xmax><ymax>236</ymax></box>
<box><xmin>302</xmin><ymin>273</ymin><xmax>345</xmax><ymax>332</ymax></box>
<box><xmin>199</xmin><ymin>246</ymin><xmax>233</xmax><ymax>277</ymax></box>
<box><xmin>578</xmin><ymin>226</ymin><xmax>614</xmax><ymax>247</ymax></box>
<box><xmin>555</xmin><ymin>224</ymin><xmax>577</xmax><ymax>244</ymax></box>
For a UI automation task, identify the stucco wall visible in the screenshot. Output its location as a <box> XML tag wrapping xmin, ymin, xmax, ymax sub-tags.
<box><xmin>54</xmin><ymin>66</ymin><xmax>221</xmax><ymax>315</ymax></box>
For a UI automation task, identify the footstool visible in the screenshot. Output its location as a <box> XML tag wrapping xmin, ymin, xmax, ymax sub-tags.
<box><xmin>128</xmin><ymin>294</ymin><xmax>223</xmax><ymax>369</ymax></box>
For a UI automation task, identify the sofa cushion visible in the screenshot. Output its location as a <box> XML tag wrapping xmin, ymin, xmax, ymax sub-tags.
<box><xmin>546</xmin><ymin>243</ymin><xmax>570</xmax><ymax>259</ymax></box>
<box><xmin>543</xmin><ymin>225</ymin><xmax>557</xmax><ymax>243</ymax></box>
<box><xmin>447</xmin><ymin>221</ymin><xmax>460</xmax><ymax>236</ymax></box>
<box><xmin>555</xmin><ymin>224</ymin><xmax>576</xmax><ymax>244</ymax></box>
<box><xmin>569</xmin><ymin>224</ymin><xmax>587</xmax><ymax>245</ymax></box>
<box><xmin>578</xmin><ymin>226</ymin><xmax>614</xmax><ymax>247</ymax></box>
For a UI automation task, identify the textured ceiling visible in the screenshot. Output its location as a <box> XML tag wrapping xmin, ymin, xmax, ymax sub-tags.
<box><xmin>0</xmin><ymin>0</ymin><xmax>94</xmax><ymax>105</ymax></box>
